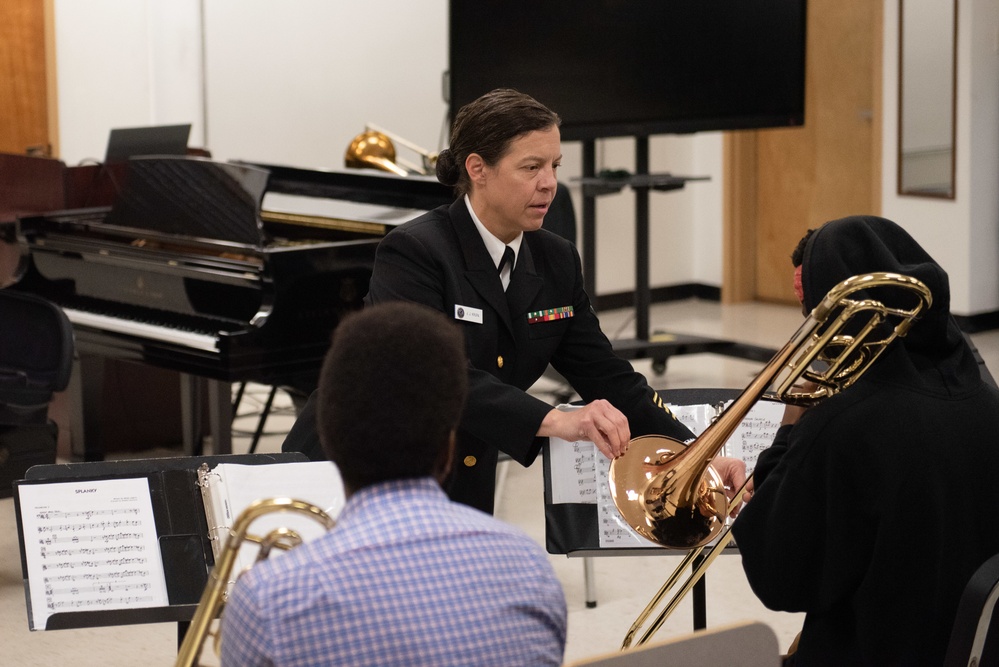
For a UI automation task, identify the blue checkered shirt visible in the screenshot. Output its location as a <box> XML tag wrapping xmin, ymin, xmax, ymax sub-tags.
<box><xmin>220</xmin><ymin>477</ymin><xmax>567</xmax><ymax>666</ymax></box>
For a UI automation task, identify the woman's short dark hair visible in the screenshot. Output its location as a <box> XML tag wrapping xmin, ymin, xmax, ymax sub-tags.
<box><xmin>436</xmin><ymin>88</ymin><xmax>561</xmax><ymax>197</ymax></box>
<box><xmin>316</xmin><ymin>302</ymin><xmax>468</xmax><ymax>491</ymax></box>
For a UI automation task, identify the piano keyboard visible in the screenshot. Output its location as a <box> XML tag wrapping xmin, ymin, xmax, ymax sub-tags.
<box><xmin>62</xmin><ymin>308</ymin><xmax>220</xmax><ymax>352</ymax></box>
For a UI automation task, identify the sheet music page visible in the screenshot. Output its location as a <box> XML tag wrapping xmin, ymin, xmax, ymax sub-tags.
<box><xmin>668</xmin><ymin>403</ymin><xmax>719</xmax><ymax>438</ymax></box>
<box><xmin>548</xmin><ymin>437</ymin><xmax>600</xmax><ymax>504</ymax></box>
<box><xmin>597</xmin><ymin>464</ymin><xmax>658</xmax><ymax>548</ymax></box>
<box><xmin>18</xmin><ymin>477</ymin><xmax>168</xmax><ymax>630</ymax></box>
<box><xmin>207</xmin><ymin>461</ymin><xmax>345</xmax><ymax>576</ymax></box>
<box><xmin>720</xmin><ymin>399</ymin><xmax>785</xmax><ymax>476</ymax></box>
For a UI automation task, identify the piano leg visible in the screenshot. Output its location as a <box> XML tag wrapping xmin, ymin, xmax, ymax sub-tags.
<box><xmin>178</xmin><ymin>375</ymin><xmax>232</xmax><ymax>456</ymax></box>
<box><xmin>69</xmin><ymin>354</ymin><xmax>105</xmax><ymax>462</ymax></box>
<box><xmin>179</xmin><ymin>375</ymin><xmax>202</xmax><ymax>456</ymax></box>
<box><xmin>207</xmin><ymin>378</ymin><xmax>232</xmax><ymax>455</ymax></box>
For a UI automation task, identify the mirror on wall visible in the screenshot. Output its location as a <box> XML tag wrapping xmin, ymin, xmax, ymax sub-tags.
<box><xmin>898</xmin><ymin>0</ymin><xmax>957</xmax><ymax>198</ymax></box>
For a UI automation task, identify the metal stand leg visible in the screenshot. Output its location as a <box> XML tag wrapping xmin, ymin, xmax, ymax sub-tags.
<box><xmin>584</xmin><ymin>556</ymin><xmax>597</xmax><ymax>608</ymax></box>
<box><xmin>693</xmin><ymin>553</ymin><xmax>707</xmax><ymax>630</ymax></box>
<box><xmin>248</xmin><ymin>386</ymin><xmax>278</xmax><ymax>453</ymax></box>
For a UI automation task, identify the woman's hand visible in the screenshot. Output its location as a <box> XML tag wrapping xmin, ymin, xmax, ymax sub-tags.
<box><xmin>539</xmin><ymin>400</ymin><xmax>630</xmax><ymax>460</ymax></box>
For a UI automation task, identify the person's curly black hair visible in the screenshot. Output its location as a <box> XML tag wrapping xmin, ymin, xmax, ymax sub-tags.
<box><xmin>317</xmin><ymin>302</ymin><xmax>468</xmax><ymax>493</ymax></box>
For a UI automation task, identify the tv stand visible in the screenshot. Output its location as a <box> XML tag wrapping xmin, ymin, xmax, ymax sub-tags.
<box><xmin>576</xmin><ymin>136</ymin><xmax>774</xmax><ymax>374</ymax></box>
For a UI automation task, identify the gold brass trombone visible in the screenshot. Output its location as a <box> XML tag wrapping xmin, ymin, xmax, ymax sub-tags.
<box><xmin>344</xmin><ymin>123</ymin><xmax>439</xmax><ymax>176</ymax></box>
<box><xmin>175</xmin><ymin>497</ymin><xmax>335</xmax><ymax>667</ymax></box>
<box><xmin>609</xmin><ymin>272</ymin><xmax>933</xmax><ymax>649</ymax></box>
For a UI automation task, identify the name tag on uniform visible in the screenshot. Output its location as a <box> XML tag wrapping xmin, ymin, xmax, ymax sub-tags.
<box><xmin>527</xmin><ymin>306</ymin><xmax>574</xmax><ymax>324</ymax></box>
<box><xmin>454</xmin><ymin>304</ymin><xmax>483</xmax><ymax>324</ymax></box>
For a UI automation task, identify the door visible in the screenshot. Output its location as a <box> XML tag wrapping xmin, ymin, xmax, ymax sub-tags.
<box><xmin>0</xmin><ymin>0</ymin><xmax>55</xmax><ymax>156</ymax></box>
<box><xmin>724</xmin><ymin>0</ymin><xmax>882</xmax><ymax>304</ymax></box>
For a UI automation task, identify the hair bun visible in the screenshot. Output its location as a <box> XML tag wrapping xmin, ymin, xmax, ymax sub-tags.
<box><xmin>435</xmin><ymin>148</ymin><xmax>460</xmax><ymax>186</ymax></box>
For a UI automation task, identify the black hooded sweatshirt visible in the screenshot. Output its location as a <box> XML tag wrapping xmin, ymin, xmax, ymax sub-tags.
<box><xmin>731</xmin><ymin>216</ymin><xmax>999</xmax><ymax>666</ymax></box>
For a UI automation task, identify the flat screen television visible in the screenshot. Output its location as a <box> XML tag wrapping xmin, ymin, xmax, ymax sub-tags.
<box><xmin>447</xmin><ymin>1</ymin><xmax>807</xmax><ymax>141</ymax></box>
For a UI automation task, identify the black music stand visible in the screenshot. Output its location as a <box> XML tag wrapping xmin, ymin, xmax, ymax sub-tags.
<box><xmin>13</xmin><ymin>452</ymin><xmax>305</xmax><ymax>645</ymax></box>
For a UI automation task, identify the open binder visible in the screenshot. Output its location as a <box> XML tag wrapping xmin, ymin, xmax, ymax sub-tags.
<box><xmin>14</xmin><ymin>453</ymin><xmax>344</xmax><ymax>631</ymax></box>
<box><xmin>543</xmin><ymin>388</ymin><xmax>784</xmax><ymax>556</ymax></box>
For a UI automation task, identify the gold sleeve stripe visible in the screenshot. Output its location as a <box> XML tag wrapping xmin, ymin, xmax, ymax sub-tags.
<box><xmin>651</xmin><ymin>390</ymin><xmax>677</xmax><ymax>419</ymax></box>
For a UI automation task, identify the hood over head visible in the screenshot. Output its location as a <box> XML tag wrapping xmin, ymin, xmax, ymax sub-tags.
<box><xmin>799</xmin><ymin>215</ymin><xmax>964</xmax><ymax>363</ymax></box>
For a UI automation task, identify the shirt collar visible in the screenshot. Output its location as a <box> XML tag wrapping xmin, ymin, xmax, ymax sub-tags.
<box><xmin>464</xmin><ymin>194</ymin><xmax>522</xmax><ymax>270</ymax></box>
<box><xmin>340</xmin><ymin>477</ymin><xmax>445</xmax><ymax>522</ymax></box>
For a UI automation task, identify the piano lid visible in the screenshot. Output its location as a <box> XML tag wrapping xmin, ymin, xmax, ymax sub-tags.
<box><xmin>104</xmin><ymin>157</ymin><xmax>271</xmax><ymax>247</ymax></box>
<box><xmin>235</xmin><ymin>160</ymin><xmax>454</xmax><ymax>211</ymax></box>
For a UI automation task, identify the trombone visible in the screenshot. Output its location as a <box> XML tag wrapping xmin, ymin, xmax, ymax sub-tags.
<box><xmin>175</xmin><ymin>497</ymin><xmax>335</xmax><ymax>667</ymax></box>
<box><xmin>609</xmin><ymin>272</ymin><xmax>933</xmax><ymax>649</ymax></box>
<box><xmin>344</xmin><ymin>123</ymin><xmax>439</xmax><ymax>176</ymax></box>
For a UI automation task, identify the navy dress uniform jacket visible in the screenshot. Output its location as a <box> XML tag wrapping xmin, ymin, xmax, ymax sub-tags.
<box><xmin>284</xmin><ymin>198</ymin><xmax>692</xmax><ymax>514</ymax></box>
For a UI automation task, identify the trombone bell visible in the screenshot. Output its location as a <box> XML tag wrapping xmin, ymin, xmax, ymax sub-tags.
<box><xmin>609</xmin><ymin>435</ymin><xmax>728</xmax><ymax>548</ymax></box>
<box><xmin>345</xmin><ymin>130</ymin><xmax>408</xmax><ymax>177</ymax></box>
<box><xmin>344</xmin><ymin>124</ymin><xmax>439</xmax><ymax>177</ymax></box>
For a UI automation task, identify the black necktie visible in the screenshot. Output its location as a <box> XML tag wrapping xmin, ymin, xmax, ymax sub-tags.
<box><xmin>498</xmin><ymin>246</ymin><xmax>515</xmax><ymax>275</ymax></box>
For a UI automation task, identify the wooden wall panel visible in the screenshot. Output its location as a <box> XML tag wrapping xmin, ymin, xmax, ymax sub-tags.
<box><xmin>0</xmin><ymin>0</ymin><xmax>50</xmax><ymax>155</ymax></box>
<box><xmin>724</xmin><ymin>0</ymin><xmax>882</xmax><ymax>305</ymax></box>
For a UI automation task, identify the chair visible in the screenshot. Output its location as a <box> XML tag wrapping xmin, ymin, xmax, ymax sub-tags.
<box><xmin>564</xmin><ymin>621</ymin><xmax>780</xmax><ymax>667</ymax></box>
<box><xmin>0</xmin><ymin>289</ymin><xmax>74</xmax><ymax>497</ymax></box>
<box><xmin>944</xmin><ymin>552</ymin><xmax>999</xmax><ymax>667</ymax></box>
<box><xmin>544</xmin><ymin>182</ymin><xmax>578</xmax><ymax>248</ymax></box>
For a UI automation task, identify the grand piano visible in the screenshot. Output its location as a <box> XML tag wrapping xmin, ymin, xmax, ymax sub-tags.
<box><xmin>4</xmin><ymin>154</ymin><xmax>453</xmax><ymax>460</ymax></box>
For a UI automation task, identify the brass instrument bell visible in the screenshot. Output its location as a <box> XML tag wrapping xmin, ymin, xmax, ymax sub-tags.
<box><xmin>345</xmin><ymin>130</ymin><xmax>408</xmax><ymax>176</ymax></box>
<box><xmin>344</xmin><ymin>123</ymin><xmax>438</xmax><ymax>176</ymax></box>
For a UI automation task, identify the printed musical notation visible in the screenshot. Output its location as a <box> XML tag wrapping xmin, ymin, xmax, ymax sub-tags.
<box><xmin>548</xmin><ymin>438</ymin><xmax>601</xmax><ymax>504</ymax></box>
<box><xmin>719</xmin><ymin>399</ymin><xmax>785</xmax><ymax>477</ymax></box>
<box><xmin>17</xmin><ymin>478</ymin><xmax>169</xmax><ymax>630</ymax></box>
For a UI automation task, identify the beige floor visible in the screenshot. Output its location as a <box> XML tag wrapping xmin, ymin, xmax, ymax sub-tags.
<box><xmin>3</xmin><ymin>299</ymin><xmax>996</xmax><ymax>665</ymax></box>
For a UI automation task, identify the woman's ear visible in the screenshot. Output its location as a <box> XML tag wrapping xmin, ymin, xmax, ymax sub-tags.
<box><xmin>465</xmin><ymin>153</ymin><xmax>486</xmax><ymax>185</ymax></box>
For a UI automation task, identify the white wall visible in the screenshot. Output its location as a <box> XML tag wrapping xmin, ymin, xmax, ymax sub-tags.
<box><xmin>54</xmin><ymin>0</ymin><xmax>205</xmax><ymax>163</ymax></box>
<box><xmin>50</xmin><ymin>0</ymin><xmax>998</xmax><ymax>316</ymax></box>
<box><xmin>51</xmin><ymin>0</ymin><xmax>720</xmax><ymax>300</ymax></box>
<box><xmin>200</xmin><ymin>0</ymin><xmax>449</xmax><ymax>172</ymax></box>
<box><xmin>881</xmin><ymin>0</ymin><xmax>999</xmax><ymax>315</ymax></box>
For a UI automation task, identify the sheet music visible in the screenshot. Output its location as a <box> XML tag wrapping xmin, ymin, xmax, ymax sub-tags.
<box><xmin>668</xmin><ymin>402</ymin><xmax>719</xmax><ymax>437</ymax></box>
<box><xmin>720</xmin><ymin>399</ymin><xmax>785</xmax><ymax>477</ymax></box>
<box><xmin>596</xmin><ymin>462</ymin><xmax>659</xmax><ymax>548</ymax></box>
<box><xmin>18</xmin><ymin>477</ymin><xmax>168</xmax><ymax>630</ymax></box>
<box><xmin>548</xmin><ymin>437</ymin><xmax>600</xmax><ymax>504</ymax></box>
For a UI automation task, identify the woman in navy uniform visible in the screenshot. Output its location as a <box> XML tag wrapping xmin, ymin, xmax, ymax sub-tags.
<box><xmin>285</xmin><ymin>88</ymin><xmax>741</xmax><ymax>514</ymax></box>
